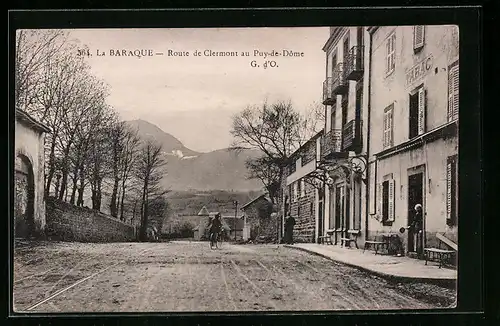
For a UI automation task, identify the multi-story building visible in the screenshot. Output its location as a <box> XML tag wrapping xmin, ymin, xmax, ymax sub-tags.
<box><xmin>280</xmin><ymin>130</ymin><xmax>323</xmax><ymax>243</ymax></box>
<box><xmin>366</xmin><ymin>25</ymin><xmax>459</xmax><ymax>255</ymax></box>
<box><xmin>319</xmin><ymin>27</ymin><xmax>370</xmax><ymax>246</ymax></box>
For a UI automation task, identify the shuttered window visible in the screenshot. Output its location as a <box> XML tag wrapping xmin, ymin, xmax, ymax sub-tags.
<box><xmin>300</xmin><ymin>179</ymin><xmax>306</xmax><ymax>197</ymax></box>
<box><xmin>387</xmin><ymin>179</ymin><xmax>395</xmax><ymax>222</ymax></box>
<box><xmin>386</xmin><ymin>33</ymin><xmax>396</xmax><ymax>74</ymax></box>
<box><xmin>379</xmin><ymin>177</ymin><xmax>395</xmax><ymax>224</ymax></box>
<box><xmin>448</xmin><ymin>62</ymin><xmax>459</xmax><ymax>121</ymax></box>
<box><xmin>383</xmin><ymin>104</ymin><xmax>394</xmax><ymax>148</ymax></box>
<box><xmin>409</xmin><ymin>86</ymin><xmax>426</xmax><ymax>139</ymax></box>
<box><xmin>446</xmin><ymin>155</ymin><xmax>458</xmax><ymax>226</ymax></box>
<box><xmin>417</xmin><ymin>87</ymin><xmax>426</xmax><ymax>135</ymax></box>
<box><xmin>413</xmin><ymin>26</ymin><xmax>425</xmax><ymax>51</ymax></box>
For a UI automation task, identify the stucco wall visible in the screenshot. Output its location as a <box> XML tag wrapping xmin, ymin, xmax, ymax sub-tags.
<box><xmin>368</xmin><ymin>137</ymin><xmax>458</xmax><ymax>249</ymax></box>
<box><xmin>15</xmin><ymin>120</ymin><xmax>46</xmax><ymax>236</ymax></box>
<box><xmin>367</xmin><ymin>25</ymin><xmax>459</xmax><ymax>251</ymax></box>
<box><xmin>369</xmin><ymin>25</ymin><xmax>459</xmax><ymax>156</ymax></box>
<box><xmin>45</xmin><ymin>197</ymin><xmax>135</xmax><ymax>242</ymax></box>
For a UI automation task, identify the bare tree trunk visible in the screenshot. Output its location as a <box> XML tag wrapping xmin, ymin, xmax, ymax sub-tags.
<box><xmin>119</xmin><ymin>184</ymin><xmax>126</xmax><ymax>221</ymax></box>
<box><xmin>58</xmin><ymin>168</ymin><xmax>68</xmax><ymax>201</ymax></box>
<box><xmin>110</xmin><ymin>178</ymin><xmax>119</xmax><ymax>217</ymax></box>
<box><xmin>45</xmin><ymin>147</ymin><xmax>57</xmax><ymax>197</ymax></box>
<box><xmin>140</xmin><ymin>182</ymin><xmax>148</xmax><ymax>241</ymax></box>
<box><xmin>77</xmin><ymin>165</ymin><xmax>85</xmax><ymax>206</ymax></box>
<box><xmin>54</xmin><ymin>174</ymin><xmax>61</xmax><ymax>198</ymax></box>
<box><xmin>69</xmin><ymin>168</ymin><xmax>78</xmax><ymax>205</ymax></box>
<box><xmin>96</xmin><ymin>178</ymin><xmax>102</xmax><ymax>211</ymax></box>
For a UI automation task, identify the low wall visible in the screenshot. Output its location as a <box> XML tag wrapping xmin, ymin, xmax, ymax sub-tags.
<box><xmin>45</xmin><ymin>197</ymin><xmax>136</xmax><ymax>242</ymax></box>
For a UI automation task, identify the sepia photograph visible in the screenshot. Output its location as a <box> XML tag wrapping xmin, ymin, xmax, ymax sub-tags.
<box><xmin>12</xmin><ymin>24</ymin><xmax>460</xmax><ymax>313</ymax></box>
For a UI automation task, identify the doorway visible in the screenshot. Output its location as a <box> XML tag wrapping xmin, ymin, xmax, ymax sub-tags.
<box><xmin>407</xmin><ymin>171</ymin><xmax>424</xmax><ymax>254</ymax></box>
<box><xmin>318</xmin><ymin>195</ymin><xmax>324</xmax><ymax>243</ymax></box>
<box><xmin>15</xmin><ymin>155</ymin><xmax>35</xmax><ymax>239</ymax></box>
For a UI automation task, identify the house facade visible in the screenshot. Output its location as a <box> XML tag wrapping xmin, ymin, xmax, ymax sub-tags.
<box><xmin>366</xmin><ymin>25</ymin><xmax>459</xmax><ymax>253</ymax></box>
<box><xmin>240</xmin><ymin>193</ymin><xmax>274</xmax><ymax>241</ymax></box>
<box><xmin>281</xmin><ymin>131</ymin><xmax>323</xmax><ymax>243</ymax></box>
<box><xmin>319</xmin><ymin>27</ymin><xmax>370</xmax><ymax>247</ymax></box>
<box><xmin>14</xmin><ymin>109</ymin><xmax>51</xmax><ymax>238</ymax></box>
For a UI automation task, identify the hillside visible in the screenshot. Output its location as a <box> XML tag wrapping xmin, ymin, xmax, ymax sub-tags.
<box><xmin>125</xmin><ymin>119</ymin><xmax>263</xmax><ymax>191</ymax></box>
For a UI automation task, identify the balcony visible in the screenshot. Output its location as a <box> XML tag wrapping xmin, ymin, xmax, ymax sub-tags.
<box><xmin>321</xmin><ymin>129</ymin><xmax>344</xmax><ymax>159</ymax></box>
<box><xmin>332</xmin><ymin>63</ymin><xmax>349</xmax><ymax>95</ymax></box>
<box><xmin>322</xmin><ymin>77</ymin><xmax>335</xmax><ymax>105</ymax></box>
<box><xmin>342</xmin><ymin>119</ymin><xmax>361</xmax><ymax>151</ymax></box>
<box><xmin>345</xmin><ymin>45</ymin><xmax>364</xmax><ymax>81</ymax></box>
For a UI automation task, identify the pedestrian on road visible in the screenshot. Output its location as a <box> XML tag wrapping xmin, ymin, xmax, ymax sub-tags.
<box><xmin>284</xmin><ymin>214</ymin><xmax>296</xmax><ymax>245</ymax></box>
<box><xmin>412</xmin><ymin>204</ymin><xmax>424</xmax><ymax>258</ymax></box>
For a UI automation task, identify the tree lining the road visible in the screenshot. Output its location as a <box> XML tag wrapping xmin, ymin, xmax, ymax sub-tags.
<box><xmin>230</xmin><ymin>100</ymin><xmax>324</xmax><ymax>205</ymax></box>
<box><xmin>133</xmin><ymin>139</ymin><xmax>169</xmax><ymax>241</ymax></box>
<box><xmin>15</xmin><ymin>30</ymin><xmax>170</xmax><ymax>231</ymax></box>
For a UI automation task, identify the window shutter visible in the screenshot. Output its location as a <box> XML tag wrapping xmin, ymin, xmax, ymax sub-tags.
<box><xmin>390</xmin><ymin>35</ymin><xmax>396</xmax><ymax>70</ymax></box>
<box><xmin>417</xmin><ymin>87</ymin><xmax>426</xmax><ymax>135</ymax></box>
<box><xmin>383</xmin><ymin>113</ymin><xmax>387</xmax><ymax>147</ymax></box>
<box><xmin>452</xmin><ymin>65</ymin><xmax>459</xmax><ymax>120</ymax></box>
<box><xmin>377</xmin><ymin>183</ymin><xmax>382</xmax><ymax>217</ymax></box>
<box><xmin>388</xmin><ymin>179</ymin><xmax>395</xmax><ymax>222</ymax></box>
<box><xmin>414</xmin><ymin>26</ymin><xmax>425</xmax><ymax>50</ymax></box>
<box><xmin>388</xmin><ymin>109</ymin><xmax>393</xmax><ymax>146</ymax></box>
<box><xmin>448</xmin><ymin>67</ymin><xmax>454</xmax><ymax>121</ymax></box>
<box><xmin>446</xmin><ymin>160</ymin><xmax>452</xmax><ymax>220</ymax></box>
<box><xmin>301</xmin><ymin>179</ymin><xmax>306</xmax><ymax>197</ymax></box>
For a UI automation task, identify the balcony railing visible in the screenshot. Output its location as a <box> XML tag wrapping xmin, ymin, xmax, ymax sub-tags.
<box><xmin>332</xmin><ymin>63</ymin><xmax>349</xmax><ymax>95</ymax></box>
<box><xmin>321</xmin><ymin>129</ymin><xmax>343</xmax><ymax>159</ymax></box>
<box><xmin>322</xmin><ymin>77</ymin><xmax>335</xmax><ymax>105</ymax></box>
<box><xmin>345</xmin><ymin>45</ymin><xmax>365</xmax><ymax>81</ymax></box>
<box><xmin>342</xmin><ymin>119</ymin><xmax>362</xmax><ymax>151</ymax></box>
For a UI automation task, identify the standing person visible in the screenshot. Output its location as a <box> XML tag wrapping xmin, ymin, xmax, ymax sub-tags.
<box><xmin>412</xmin><ymin>204</ymin><xmax>424</xmax><ymax>258</ymax></box>
<box><xmin>284</xmin><ymin>213</ymin><xmax>296</xmax><ymax>244</ymax></box>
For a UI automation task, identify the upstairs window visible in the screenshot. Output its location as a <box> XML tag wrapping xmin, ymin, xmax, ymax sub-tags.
<box><xmin>383</xmin><ymin>104</ymin><xmax>394</xmax><ymax>149</ymax></box>
<box><xmin>413</xmin><ymin>26</ymin><xmax>425</xmax><ymax>52</ymax></box>
<box><xmin>293</xmin><ymin>182</ymin><xmax>298</xmax><ymax>202</ymax></box>
<box><xmin>386</xmin><ymin>32</ymin><xmax>396</xmax><ymax>75</ymax></box>
<box><xmin>409</xmin><ymin>86</ymin><xmax>426</xmax><ymax>139</ymax></box>
<box><xmin>448</xmin><ymin>61</ymin><xmax>459</xmax><ymax>121</ymax></box>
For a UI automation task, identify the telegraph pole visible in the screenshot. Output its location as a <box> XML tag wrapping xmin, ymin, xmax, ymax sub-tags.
<box><xmin>233</xmin><ymin>200</ymin><xmax>238</xmax><ymax>241</ymax></box>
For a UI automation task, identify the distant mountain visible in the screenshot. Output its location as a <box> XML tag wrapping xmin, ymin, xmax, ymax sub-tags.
<box><xmin>125</xmin><ymin>119</ymin><xmax>263</xmax><ymax>191</ymax></box>
<box><xmin>126</xmin><ymin>119</ymin><xmax>199</xmax><ymax>157</ymax></box>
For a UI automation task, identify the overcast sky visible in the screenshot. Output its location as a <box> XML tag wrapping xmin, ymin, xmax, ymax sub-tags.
<box><xmin>68</xmin><ymin>28</ymin><xmax>329</xmax><ymax>152</ymax></box>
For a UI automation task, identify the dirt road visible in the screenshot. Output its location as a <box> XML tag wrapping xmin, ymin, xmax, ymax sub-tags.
<box><xmin>13</xmin><ymin>241</ymin><xmax>456</xmax><ymax>312</ymax></box>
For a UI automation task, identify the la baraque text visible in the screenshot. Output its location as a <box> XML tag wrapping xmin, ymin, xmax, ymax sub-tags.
<box><xmin>80</xmin><ymin>49</ymin><xmax>305</xmax><ymax>59</ymax></box>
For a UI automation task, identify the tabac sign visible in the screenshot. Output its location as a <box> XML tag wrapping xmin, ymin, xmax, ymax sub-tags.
<box><xmin>405</xmin><ymin>55</ymin><xmax>433</xmax><ymax>87</ymax></box>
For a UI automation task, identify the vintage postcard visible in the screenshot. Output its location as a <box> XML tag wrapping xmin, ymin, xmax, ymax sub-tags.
<box><xmin>13</xmin><ymin>24</ymin><xmax>460</xmax><ymax>313</ymax></box>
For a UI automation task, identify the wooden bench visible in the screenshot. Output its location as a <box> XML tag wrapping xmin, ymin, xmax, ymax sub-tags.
<box><xmin>424</xmin><ymin>233</ymin><xmax>458</xmax><ymax>268</ymax></box>
<box><xmin>318</xmin><ymin>235</ymin><xmax>332</xmax><ymax>245</ymax></box>
<box><xmin>319</xmin><ymin>229</ymin><xmax>335</xmax><ymax>245</ymax></box>
<box><xmin>363</xmin><ymin>240</ymin><xmax>387</xmax><ymax>255</ymax></box>
<box><xmin>340</xmin><ymin>230</ymin><xmax>360</xmax><ymax>249</ymax></box>
<box><xmin>424</xmin><ymin>248</ymin><xmax>455</xmax><ymax>268</ymax></box>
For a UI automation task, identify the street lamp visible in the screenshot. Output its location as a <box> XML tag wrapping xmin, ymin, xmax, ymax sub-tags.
<box><xmin>233</xmin><ymin>200</ymin><xmax>238</xmax><ymax>241</ymax></box>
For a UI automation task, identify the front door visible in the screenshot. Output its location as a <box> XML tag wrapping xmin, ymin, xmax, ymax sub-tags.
<box><xmin>14</xmin><ymin>156</ymin><xmax>34</xmax><ymax>239</ymax></box>
<box><xmin>408</xmin><ymin>172</ymin><xmax>424</xmax><ymax>253</ymax></box>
